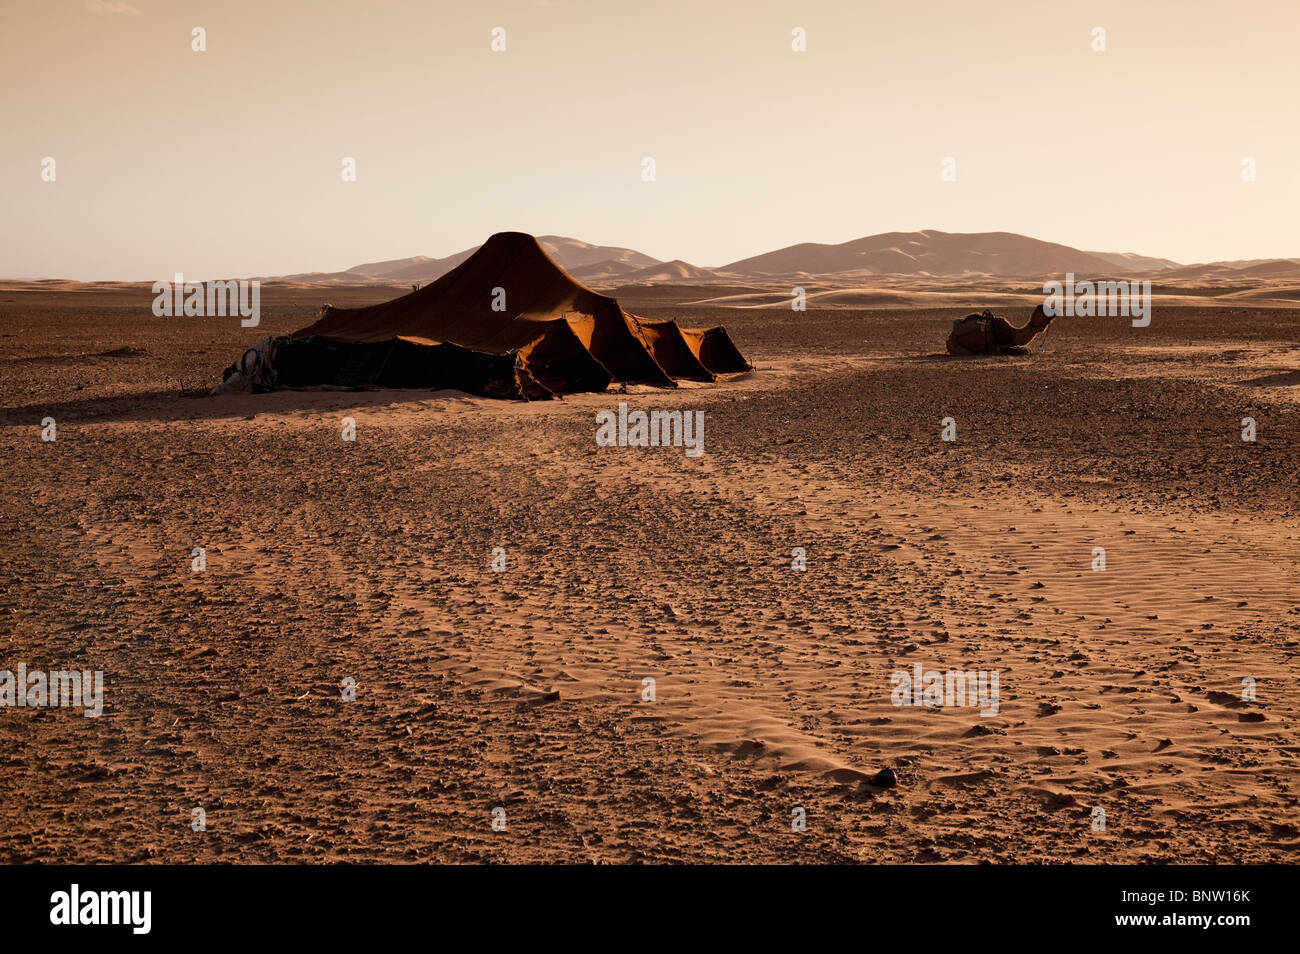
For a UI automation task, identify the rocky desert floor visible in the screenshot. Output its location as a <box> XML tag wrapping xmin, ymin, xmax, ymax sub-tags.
<box><xmin>1</xmin><ymin>286</ymin><xmax>1298</xmax><ymax>863</ymax></box>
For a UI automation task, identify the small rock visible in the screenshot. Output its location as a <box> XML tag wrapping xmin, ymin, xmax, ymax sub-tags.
<box><xmin>870</xmin><ymin>768</ymin><xmax>897</xmax><ymax>788</ymax></box>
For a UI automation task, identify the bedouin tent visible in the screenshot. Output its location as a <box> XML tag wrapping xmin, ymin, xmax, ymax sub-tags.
<box><xmin>220</xmin><ymin>232</ymin><xmax>751</xmax><ymax>399</ymax></box>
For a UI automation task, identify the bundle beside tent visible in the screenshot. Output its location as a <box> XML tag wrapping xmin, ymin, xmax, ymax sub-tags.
<box><xmin>218</xmin><ymin>231</ymin><xmax>751</xmax><ymax>399</ymax></box>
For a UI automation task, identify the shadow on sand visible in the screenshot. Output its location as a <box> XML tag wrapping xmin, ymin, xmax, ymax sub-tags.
<box><xmin>0</xmin><ymin>386</ymin><xmax>492</xmax><ymax>427</ymax></box>
<box><xmin>1239</xmin><ymin>370</ymin><xmax>1300</xmax><ymax>388</ymax></box>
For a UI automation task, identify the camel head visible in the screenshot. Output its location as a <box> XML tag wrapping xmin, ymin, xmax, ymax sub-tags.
<box><xmin>1029</xmin><ymin>304</ymin><xmax>1054</xmax><ymax>330</ymax></box>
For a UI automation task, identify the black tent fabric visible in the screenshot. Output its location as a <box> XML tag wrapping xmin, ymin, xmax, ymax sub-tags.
<box><xmin>226</xmin><ymin>232</ymin><xmax>751</xmax><ymax>399</ymax></box>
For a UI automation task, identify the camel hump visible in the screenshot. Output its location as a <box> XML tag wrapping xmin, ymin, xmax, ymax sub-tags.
<box><xmin>953</xmin><ymin>312</ymin><xmax>990</xmax><ymax>331</ymax></box>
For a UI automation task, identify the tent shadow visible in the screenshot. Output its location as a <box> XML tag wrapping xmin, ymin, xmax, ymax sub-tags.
<box><xmin>1239</xmin><ymin>370</ymin><xmax>1300</xmax><ymax>387</ymax></box>
<box><xmin>0</xmin><ymin>385</ymin><xmax>495</xmax><ymax>427</ymax></box>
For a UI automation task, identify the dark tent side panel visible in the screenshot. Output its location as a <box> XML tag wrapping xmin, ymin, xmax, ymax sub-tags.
<box><xmin>272</xmin><ymin>337</ymin><xmax>547</xmax><ymax>399</ymax></box>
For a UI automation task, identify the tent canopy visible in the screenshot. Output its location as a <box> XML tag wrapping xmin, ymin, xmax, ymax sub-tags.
<box><xmin>266</xmin><ymin>231</ymin><xmax>751</xmax><ymax>399</ymax></box>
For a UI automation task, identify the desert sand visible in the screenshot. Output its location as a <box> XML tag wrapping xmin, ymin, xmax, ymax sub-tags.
<box><xmin>1</xmin><ymin>285</ymin><xmax>1297</xmax><ymax>863</ymax></box>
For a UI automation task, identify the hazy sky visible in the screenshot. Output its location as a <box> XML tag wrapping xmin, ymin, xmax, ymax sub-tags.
<box><xmin>3</xmin><ymin>0</ymin><xmax>1297</xmax><ymax>279</ymax></box>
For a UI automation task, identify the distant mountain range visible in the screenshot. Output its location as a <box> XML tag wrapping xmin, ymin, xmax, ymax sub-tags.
<box><xmin>261</xmin><ymin>230</ymin><xmax>1300</xmax><ymax>287</ymax></box>
<box><xmin>271</xmin><ymin>236</ymin><xmax>659</xmax><ymax>286</ymax></box>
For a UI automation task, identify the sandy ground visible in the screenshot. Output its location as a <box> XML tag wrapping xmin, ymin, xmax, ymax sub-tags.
<box><xmin>1</xmin><ymin>287</ymin><xmax>1298</xmax><ymax>863</ymax></box>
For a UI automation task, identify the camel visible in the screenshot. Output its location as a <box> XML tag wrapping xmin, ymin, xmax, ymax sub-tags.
<box><xmin>945</xmin><ymin>304</ymin><xmax>1054</xmax><ymax>356</ymax></box>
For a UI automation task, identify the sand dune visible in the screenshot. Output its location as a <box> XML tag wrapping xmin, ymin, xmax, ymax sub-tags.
<box><xmin>271</xmin><ymin>236</ymin><xmax>662</xmax><ymax>286</ymax></box>
<box><xmin>1084</xmin><ymin>251</ymin><xmax>1182</xmax><ymax>272</ymax></box>
<box><xmin>568</xmin><ymin>259</ymin><xmax>647</xmax><ymax>283</ymax></box>
<box><xmin>720</xmin><ymin>230</ymin><xmax>1133</xmax><ymax>278</ymax></box>
<box><xmin>618</xmin><ymin>260</ymin><xmax>717</xmax><ymax>284</ymax></box>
